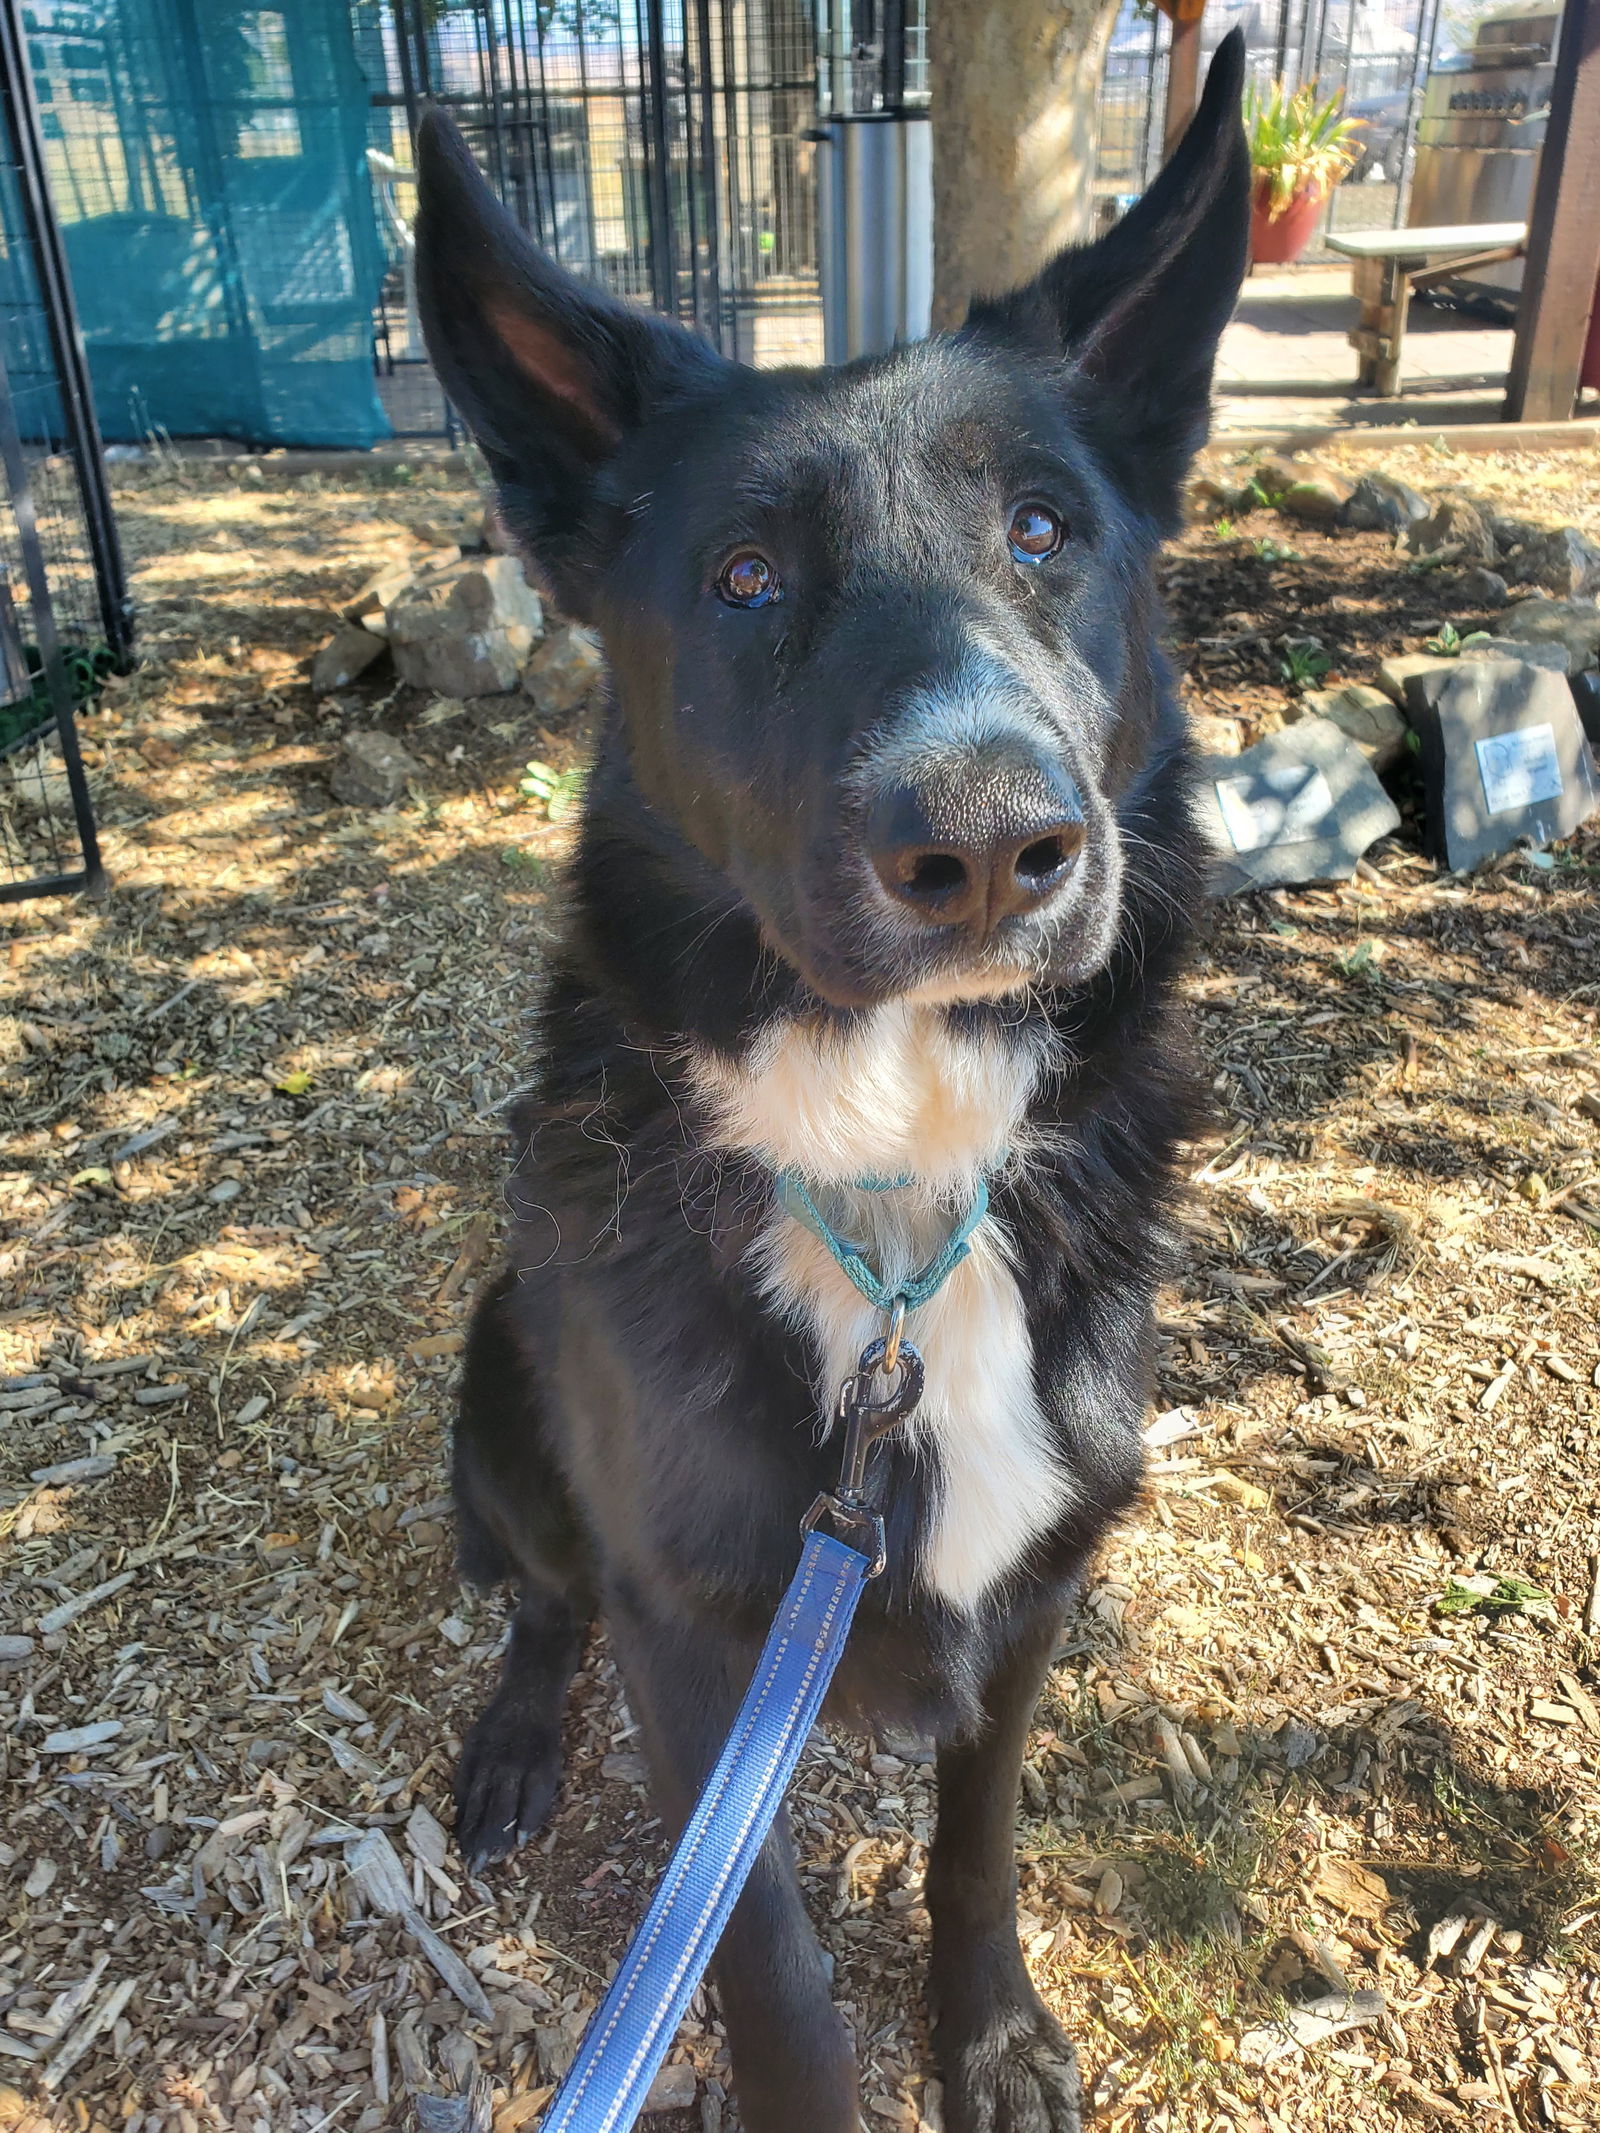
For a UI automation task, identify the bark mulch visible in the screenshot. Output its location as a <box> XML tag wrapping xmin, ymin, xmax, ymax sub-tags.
<box><xmin>1</xmin><ymin>454</ymin><xmax>1597</xmax><ymax>2133</ymax></box>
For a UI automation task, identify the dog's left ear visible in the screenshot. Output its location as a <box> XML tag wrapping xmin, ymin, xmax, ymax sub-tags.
<box><xmin>967</xmin><ymin>29</ymin><xmax>1250</xmax><ymax>528</ymax></box>
<box><xmin>415</xmin><ymin>109</ymin><xmax>726</xmax><ymax>617</ymax></box>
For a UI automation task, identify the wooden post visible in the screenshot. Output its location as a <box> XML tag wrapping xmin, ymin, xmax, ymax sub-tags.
<box><xmin>1503</xmin><ymin>0</ymin><xmax>1600</xmax><ymax>422</ymax></box>
<box><xmin>1163</xmin><ymin>12</ymin><xmax>1203</xmax><ymax>161</ymax></box>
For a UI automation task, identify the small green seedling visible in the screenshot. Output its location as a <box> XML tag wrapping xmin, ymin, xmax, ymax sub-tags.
<box><xmin>1212</xmin><ymin>516</ymin><xmax>1236</xmax><ymax>540</ymax></box>
<box><xmin>1435</xmin><ymin>1573</ymin><xmax>1555</xmax><ymax>1622</ymax></box>
<box><xmin>1252</xmin><ymin>536</ymin><xmax>1299</xmax><ymax>565</ymax></box>
<box><xmin>1279</xmin><ymin>642</ymin><xmax>1332</xmax><ymax>686</ymax></box>
<box><xmin>1422</xmin><ymin>621</ymin><xmax>1462</xmax><ymax>655</ymax></box>
<box><xmin>519</xmin><ymin>758</ymin><xmax>587</xmax><ymax>821</ymax></box>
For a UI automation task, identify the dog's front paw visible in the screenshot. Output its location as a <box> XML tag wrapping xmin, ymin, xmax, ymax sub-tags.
<box><xmin>939</xmin><ymin>1995</ymin><xmax>1083</xmax><ymax>2133</ymax></box>
<box><xmin>454</xmin><ymin>1695</ymin><xmax>562</xmax><ymax>1872</ymax></box>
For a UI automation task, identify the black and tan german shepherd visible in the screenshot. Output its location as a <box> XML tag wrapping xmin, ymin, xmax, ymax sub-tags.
<box><xmin>415</xmin><ymin>38</ymin><xmax>1249</xmax><ymax>2133</ymax></box>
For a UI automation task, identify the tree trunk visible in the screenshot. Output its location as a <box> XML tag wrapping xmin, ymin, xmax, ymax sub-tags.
<box><xmin>929</xmin><ymin>0</ymin><xmax>1121</xmax><ymax>330</ymax></box>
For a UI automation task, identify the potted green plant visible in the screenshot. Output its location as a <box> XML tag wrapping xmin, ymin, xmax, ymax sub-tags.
<box><xmin>1244</xmin><ymin>80</ymin><xmax>1365</xmax><ymax>266</ymax></box>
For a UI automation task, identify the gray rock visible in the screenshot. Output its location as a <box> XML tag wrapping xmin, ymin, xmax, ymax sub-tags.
<box><xmin>311</xmin><ymin>623</ymin><xmax>388</xmax><ymax>696</ymax></box>
<box><xmin>1194</xmin><ymin>718</ymin><xmax>1402</xmax><ymax>895</ymax></box>
<box><xmin>1405</xmin><ymin>660</ymin><xmax>1600</xmax><ymax>871</ymax></box>
<box><xmin>1501</xmin><ymin>525</ymin><xmax>1600</xmax><ymax>599</ymax></box>
<box><xmin>344</xmin><ymin>554</ymin><xmax>424</xmax><ymax>624</ymax></box>
<box><xmin>643</xmin><ymin>2063</ymin><xmax>698</xmax><ymax>2114</ymax></box>
<box><xmin>1460</xmin><ymin>635</ymin><xmax>1571</xmax><ymax>676</ymax></box>
<box><xmin>1461</xmin><ymin>566</ymin><xmax>1509</xmax><ymax>608</ymax></box>
<box><xmin>1491</xmin><ymin>514</ymin><xmax>1546</xmax><ymax>557</ymax></box>
<box><xmin>387</xmin><ymin>554</ymin><xmax>545</xmax><ymax>696</ymax></box>
<box><xmin>1277</xmin><ymin>466</ymin><xmax>1356</xmax><ymax>524</ymax></box>
<box><xmin>1341</xmin><ymin>472</ymin><xmax>1431</xmax><ymax>535</ymax></box>
<box><xmin>330</xmin><ymin>729</ymin><xmax>424</xmax><ymax>808</ymax></box>
<box><xmin>1402</xmin><ymin>493</ymin><xmax>1496</xmax><ymax>563</ymax></box>
<box><xmin>1288</xmin><ymin>683</ymin><xmax>1408</xmax><ymax>773</ymax></box>
<box><xmin>1374</xmin><ymin>651</ymin><xmax>1456</xmax><ymax>708</ymax></box>
<box><xmin>523</xmin><ymin>623</ymin><xmax>605</xmax><ymax>717</ymax></box>
<box><xmin>0</xmin><ymin>1634</ymin><xmax>35</xmax><ymax>1670</ymax></box>
<box><xmin>1500</xmin><ymin>596</ymin><xmax>1600</xmax><ymax>670</ymax></box>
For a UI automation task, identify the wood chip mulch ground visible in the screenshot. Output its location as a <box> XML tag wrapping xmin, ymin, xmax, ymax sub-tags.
<box><xmin>1</xmin><ymin>451</ymin><xmax>1597</xmax><ymax>2133</ymax></box>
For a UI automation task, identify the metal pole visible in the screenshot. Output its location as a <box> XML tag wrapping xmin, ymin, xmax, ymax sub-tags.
<box><xmin>0</xmin><ymin>339</ymin><xmax>103</xmax><ymax>901</ymax></box>
<box><xmin>1504</xmin><ymin>0</ymin><xmax>1600</xmax><ymax>420</ymax></box>
<box><xmin>0</xmin><ymin>0</ymin><xmax>131</xmax><ymax>663</ymax></box>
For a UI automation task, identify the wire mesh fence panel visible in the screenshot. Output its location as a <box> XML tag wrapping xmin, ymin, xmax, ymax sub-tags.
<box><xmin>371</xmin><ymin>0</ymin><xmax>827</xmax><ymax>430</ymax></box>
<box><xmin>0</xmin><ymin>0</ymin><xmax>127</xmax><ymax>901</ymax></box>
<box><xmin>21</xmin><ymin>0</ymin><xmax>391</xmax><ymax>448</ymax></box>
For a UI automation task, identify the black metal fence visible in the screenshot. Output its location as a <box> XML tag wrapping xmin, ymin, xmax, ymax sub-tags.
<box><xmin>0</xmin><ymin>0</ymin><xmax>130</xmax><ymax>903</ymax></box>
<box><xmin>365</xmin><ymin>0</ymin><xmax>848</xmax><ymax>437</ymax></box>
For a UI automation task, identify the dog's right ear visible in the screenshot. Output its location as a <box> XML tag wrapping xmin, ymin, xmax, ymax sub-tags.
<box><xmin>415</xmin><ymin>110</ymin><xmax>724</xmax><ymax>615</ymax></box>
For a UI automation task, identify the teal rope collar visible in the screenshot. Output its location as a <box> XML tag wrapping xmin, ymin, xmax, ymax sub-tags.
<box><xmin>774</xmin><ymin>1168</ymin><xmax>990</xmax><ymax>1314</ymax></box>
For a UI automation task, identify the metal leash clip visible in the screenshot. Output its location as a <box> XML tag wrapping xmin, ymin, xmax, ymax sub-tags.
<box><xmin>801</xmin><ymin>1327</ymin><xmax>924</xmax><ymax>1578</ymax></box>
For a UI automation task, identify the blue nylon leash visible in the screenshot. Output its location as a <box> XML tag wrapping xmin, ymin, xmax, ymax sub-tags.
<box><xmin>537</xmin><ymin>1532</ymin><xmax>873</xmax><ymax>2133</ymax></box>
<box><xmin>532</xmin><ymin>1172</ymin><xmax>960</xmax><ymax>2133</ymax></box>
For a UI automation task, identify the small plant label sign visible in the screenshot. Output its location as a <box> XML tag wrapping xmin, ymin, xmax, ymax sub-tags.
<box><xmin>1475</xmin><ymin>723</ymin><xmax>1563</xmax><ymax>816</ymax></box>
<box><xmin>1214</xmin><ymin>764</ymin><xmax>1335</xmax><ymax>851</ymax></box>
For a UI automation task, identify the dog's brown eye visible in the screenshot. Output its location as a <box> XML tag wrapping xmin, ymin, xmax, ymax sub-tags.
<box><xmin>717</xmin><ymin>550</ymin><xmax>780</xmax><ymax>608</ymax></box>
<box><xmin>1007</xmin><ymin>504</ymin><xmax>1063</xmax><ymax>564</ymax></box>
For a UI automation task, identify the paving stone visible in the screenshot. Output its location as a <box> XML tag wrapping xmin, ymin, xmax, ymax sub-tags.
<box><xmin>1501</xmin><ymin>524</ymin><xmax>1600</xmax><ymax>599</ymax></box>
<box><xmin>1405</xmin><ymin>660</ymin><xmax>1599</xmax><ymax>871</ymax></box>
<box><xmin>1459</xmin><ymin>635</ymin><xmax>1571</xmax><ymax>676</ymax></box>
<box><xmin>522</xmin><ymin>623</ymin><xmax>605</xmax><ymax>717</ymax></box>
<box><xmin>1461</xmin><ymin>566</ymin><xmax>1509</xmax><ymax>608</ymax></box>
<box><xmin>1374</xmin><ymin>651</ymin><xmax>1456</xmax><ymax>708</ymax></box>
<box><xmin>1341</xmin><ymin>472</ymin><xmax>1431</xmax><ymax>535</ymax></box>
<box><xmin>1499</xmin><ymin>597</ymin><xmax>1600</xmax><ymax>670</ymax></box>
<box><xmin>311</xmin><ymin>623</ymin><xmax>389</xmax><ymax>696</ymax></box>
<box><xmin>1288</xmin><ymin>682</ymin><xmax>1408</xmax><ymax>772</ymax></box>
<box><xmin>1403</xmin><ymin>493</ymin><xmax>1496</xmax><ymax>563</ymax></box>
<box><xmin>1194</xmin><ymin>718</ymin><xmax>1402</xmax><ymax>895</ymax></box>
<box><xmin>387</xmin><ymin>555</ymin><xmax>545</xmax><ymax>697</ymax></box>
<box><xmin>329</xmin><ymin>730</ymin><xmax>424</xmax><ymax>808</ymax></box>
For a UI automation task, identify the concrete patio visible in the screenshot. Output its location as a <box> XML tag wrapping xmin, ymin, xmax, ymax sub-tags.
<box><xmin>1213</xmin><ymin>261</ymin><xmax>1522</xmax><ymax>435</ymax></box>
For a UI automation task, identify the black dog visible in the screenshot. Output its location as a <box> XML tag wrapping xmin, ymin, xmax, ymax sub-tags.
<box><xmin>416</xmin><ymin>38</ymin><xmax>1248</xmax><ymax>2133</ymax></box>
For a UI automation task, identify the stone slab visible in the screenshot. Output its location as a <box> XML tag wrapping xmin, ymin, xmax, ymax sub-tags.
<box><xmin>1288</xmin><ymin>683</ymin><xmax>1408</xmax><ymax>772</ymax></box>
<box><xmin>1375</xmin><ymin>652</ymin><xmax>1456</xmax><ymax>708</ymax></box>
<box><xmin>1571</xmin><ymin>669</ymin><xmax>1600</xmax><ymax>749</ymax></box>
<box><xmin>1404</xmin><ymin>660</ymin><xmax>1600</xmax><ymax>871</ymax></box>
<box><xmin>1459</xmin><ymin>635</ymin><xmax>1571</xmax><ymax>676</ymax></box>
<box><xmin>1499</xmin><ymin>597</ymin><xmax>1600</xmax><ymax>670</ymax></box>
<box><xmin>522</xmin><ymin>624</ymin><xmax>605</xmax><ymax>717</ymax></box>
<box><xmin>387</xmin><ymin>555</ymin><xmax>545</xmax><ymax>697</ymax></box>
<box><xmin>1195</xmin><ymin>717</ymin><xmax>1402</xmax><ymax>895</ymax></box>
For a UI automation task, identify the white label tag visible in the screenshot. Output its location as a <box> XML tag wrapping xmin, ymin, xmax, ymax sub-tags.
<box><xmin>1214</xmin><ymin>765</ymin><xmax>1335</xmax><ymax>853</ymax></box>
<box><xmin>1475</xmin><ymin>723</ymin><xmax>1564</xmax><ymax>815</ymax></box>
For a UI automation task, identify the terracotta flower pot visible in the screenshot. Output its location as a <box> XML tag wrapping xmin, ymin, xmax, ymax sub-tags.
<box><xmin>1248</xmin><ymin>175</ymin><xmax>1328</xmax><ymax>266</ymax></box>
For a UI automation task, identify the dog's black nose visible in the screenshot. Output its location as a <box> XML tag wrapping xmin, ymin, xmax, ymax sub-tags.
<box><xmin>867</xmin><ymin>751</ymin><xmax>1086</xmax><ymax>934</ymax></box>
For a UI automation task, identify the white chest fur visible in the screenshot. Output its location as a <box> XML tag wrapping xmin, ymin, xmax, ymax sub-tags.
<box><xmin>690</xmin><ymin>1005</ymin><xmax>1075</xmax><ymax>1610</ymax></box>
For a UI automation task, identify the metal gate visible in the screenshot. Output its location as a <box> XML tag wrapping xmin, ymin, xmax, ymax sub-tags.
<box><xmin>364</xmin><ymin>0</ymin><xmax>827</xmax><ymax>436</ymax></box>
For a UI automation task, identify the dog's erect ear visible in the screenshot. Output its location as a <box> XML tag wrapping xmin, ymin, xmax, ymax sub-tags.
<box><xmin>967</xmin><ymin>30</ymin><xmax>1250</xmax><ymax>527</ymax></box>
<box><xmin>415</xmin><ymin>110</ymin><xmax>724</xmax><ymax>612</ymax></box>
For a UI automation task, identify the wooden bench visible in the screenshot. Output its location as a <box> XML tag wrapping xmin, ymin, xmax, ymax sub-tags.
<box><xmin>1324</xmin><ymin>223</ymin><xmax>1527</xmax><ymax>396</ymax></box>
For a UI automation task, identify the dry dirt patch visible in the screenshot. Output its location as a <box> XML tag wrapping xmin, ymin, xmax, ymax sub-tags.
<box><xmin>1</xmin><ymin>457</ymin><xmax>1597</xmax><ymax>2133</ymax></box>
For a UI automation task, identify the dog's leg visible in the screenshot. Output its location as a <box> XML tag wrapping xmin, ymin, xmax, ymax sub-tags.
<box><xmin>610</xmin><ymin>1605</ymin><xmax>859</xmax><ymax>2133</ymax></box>
<box><xmin>453</xmin><ymin>1275</ymin><xmax>595</xmax><ymax>1872</ymax></box>
<box><xmin>929</xmin><ymin>1603</ymin><xmax>1082</xmax><ymax>2133</ymax></box>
